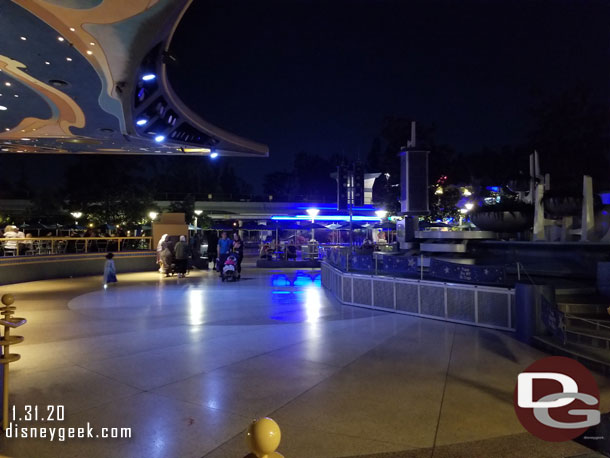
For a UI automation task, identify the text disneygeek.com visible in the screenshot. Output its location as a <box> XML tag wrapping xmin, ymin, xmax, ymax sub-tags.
<box><xmin>5</xmin><ymin>405</ymin><xmax>131</xmax><ymax>442</ymax></box>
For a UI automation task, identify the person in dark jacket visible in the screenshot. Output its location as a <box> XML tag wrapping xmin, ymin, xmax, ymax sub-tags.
<box><xmin>232</xmin><ymin>232</ymin><xmax>244</xmax><ymax>279</ymax></box>
<box><xmin>174</xmin><ymin>235</ymin><xmax>189</xmax><ymax>278</ymax></box>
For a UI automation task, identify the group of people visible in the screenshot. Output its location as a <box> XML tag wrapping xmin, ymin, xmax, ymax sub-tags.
<box><xmin>156</xmin><ymin>234</ymin><xmax>191</xmax><ymax>278</ymax></box>
<box><xmin>1</xmin><ymin>225</ymin><xmax>34</xmax><ymax>253</ymax></box>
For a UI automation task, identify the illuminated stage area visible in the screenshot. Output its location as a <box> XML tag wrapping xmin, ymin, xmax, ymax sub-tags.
<box><xmin>1</xmin><ymin>265</ymin><xmax>609</xmax><ymax>457</ymax></box>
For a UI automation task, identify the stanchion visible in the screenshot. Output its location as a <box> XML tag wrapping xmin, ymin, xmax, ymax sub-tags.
<box><xmin>245</xmin><ymin>417</ymin><xmax>284</xmax><ymax>458</ymax></box>
<box><xmin>0</xmin><ymin>294</ymin><xmax>26</xmax><ymax>431</ymax></box>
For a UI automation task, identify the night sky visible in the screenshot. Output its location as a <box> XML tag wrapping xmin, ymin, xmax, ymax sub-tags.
<box><xmin>169</xmin><ymin>0</ymin><xmax>610</xmax><ymax>192</ymax></box>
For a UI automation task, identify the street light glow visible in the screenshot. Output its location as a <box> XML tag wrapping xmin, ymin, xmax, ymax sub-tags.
<box><xmin>306</xmin><ymin>208</ymin><xmax>319</xmax><ymax>218</ymax></box>
<box><xmin>148</xmin><ymin>211</ymin><xmax>158</xmax><ymax>220</ymax></box>
<box><xmin>375</xmin><ymin>209</ymin><xmax>388</xmax><ymax>219</ymax></box>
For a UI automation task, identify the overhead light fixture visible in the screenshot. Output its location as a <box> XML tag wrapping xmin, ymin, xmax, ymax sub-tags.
<box><xmin>136</xmin><ymin>119</ymin><xmax>147</xmax><ymax>126</ymax></box>
<box><xmin>210</xmin><ymin>152</ymin><xmax>218</xmax><ymax>159</ymax></box>
<box><xmin>44</xmin><ymin>61</ymin><xmax>50</xmax><ymax>65</ymax></box>
<box><xmin>66</xmin><ymin>57</ymin><xmax>72</xmax><ymax>61</ymax></box>
<box><xmin>141</xmin><ymin>73</ymin><xmax>156</xmax><ymax>81</ymax></box>
<box><xmin>0</xmin><ymin>106</ymin><xmax>7</xmax><ymax>111</ymax></box>
<box><xmin>57</xmin><ymin>36</ymin><xmax>64</xmax><ymax>42</ymax></box>
<box><xmin>4</xmin><ymin>82</ymin><xmax>11</xmax><ymax>87</ymax></box>
<box><xmin>20</xmin><ymin>36</ymin><xmax>26</xmax><ymax>41</ymax></box>
<box><xmin>13</xmin><ymin>95</ymin><xmax>18</xmax><ymax>98</ymax></box>
<box><xmin>21</xmin><ymin>138</ymin><xmax>30</xmax><ymax>141</ymax></box>
<box><xmin>375</xmin><ymin>209</ymin><xmax>388</xmax><ymax>219</ymax></box>
<box><xmin>89</xmin><ymin>42</ymin><xmax>95</xmax><ymax>46</ymax></box>
<box><xmin>154</xmin><ymin>135</ymin><xmax>165</xmax><ymax>142</ymax></box>
<box><xmin>4</xmin><ymin>128</ymin><xmax>9</xmax><ymax>131</ymax></box>
<box><xmin>86</xmin><ymin>50</ymin><xmax>93</xmax><ymax>55</ymax></box>
<box><xmin>69</xmin><ymin>27</ymin><xmax>75</xmax><ymax>32</ymax></box>
<box><xmin>183</xmin><ymin>147</ymin><xmax>211</xmax><ymax>153</ymax></box>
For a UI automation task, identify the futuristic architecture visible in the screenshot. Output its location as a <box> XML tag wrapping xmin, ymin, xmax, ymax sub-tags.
<box><xmin>0</xmin><ymin>0</ymin><xmax>269</xmax><ymax>157</ymax></box>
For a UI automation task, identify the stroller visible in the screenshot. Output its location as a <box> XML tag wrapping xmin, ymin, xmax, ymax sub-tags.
<box><xmin>221</xmin><ymin>253</ymin><xmax>239</xmax><ymax>282</ymax></box>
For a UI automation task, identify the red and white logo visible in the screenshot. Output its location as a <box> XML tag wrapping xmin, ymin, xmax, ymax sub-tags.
<box><xmin>514</xmin><ymin>356</ymin><xmax>600</xmax><ymax>441</ymax></box>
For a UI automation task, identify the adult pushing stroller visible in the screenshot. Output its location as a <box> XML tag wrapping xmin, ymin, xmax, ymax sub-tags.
<box><xmin>221</xmin><ymin>253</ymin><xmax>239</xmax><ymax>282</ymax></box>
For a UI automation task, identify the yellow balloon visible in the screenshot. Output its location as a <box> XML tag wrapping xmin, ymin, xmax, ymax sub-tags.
<box><xmin>246</xmin><ymin>417</ymin><xmax>282</xmax><ymax>457</ymax></box>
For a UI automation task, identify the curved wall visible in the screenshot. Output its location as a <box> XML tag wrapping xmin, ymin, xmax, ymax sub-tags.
<box><xmin>0</xmin><ymin>252</ymin><xmax>156</xmax><ymax>286</ymax></box>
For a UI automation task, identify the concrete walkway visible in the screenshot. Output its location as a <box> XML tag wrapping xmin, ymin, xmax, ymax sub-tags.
<box><xmin>0</xmin><ymin>263</ymin><xmax>608</xmax><ymax>457</ymax></box>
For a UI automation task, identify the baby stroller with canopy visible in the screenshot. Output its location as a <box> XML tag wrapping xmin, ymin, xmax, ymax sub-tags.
<box><xmin>221</xmin><ymin>253</ymin><xmax>239</xmax><ymax>282</ymax></box>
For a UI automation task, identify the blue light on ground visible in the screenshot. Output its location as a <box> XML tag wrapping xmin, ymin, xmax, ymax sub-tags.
<box><xmin>269</xmin><ymin>271</ymin><xmax>323</xmax><ymax>322</ymax></box>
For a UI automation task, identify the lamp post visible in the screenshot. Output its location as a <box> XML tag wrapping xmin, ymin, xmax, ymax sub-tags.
<box><xmin>459</xmin><ymin>203</ymin><xmax>474</xmax><ymax>227</ymax></box>
<box><xmin>306</xmin><ymin>208</ymin><xmax>319</xmax><ymax>241</ymax></box>
<box><xmin>194</xmin><ymin>210</ymin><xmax>202</xmax><ymax>231</ymax></box>
<box><xmin>70</xmin><ymin>211</ymin><xmax>82</xmax><ymax>226</ymax></box>
<box><xmin>375</xmin><ymin>209</ymin><xmax>388</xmax><ymax>243</ymax></box>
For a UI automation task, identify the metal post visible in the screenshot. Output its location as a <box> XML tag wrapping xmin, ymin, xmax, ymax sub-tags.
<box><xmin>0</xmin><ymin>294</ymin><xmax>26</xmax><ymax>430</ymax></box>
<box><xmin>517</xmin><ymin>262</ymin><xmax>521</xmax><ymax>281</ymax></box>
<box><xmin>420</xmin><ymin>254</ymin><xmax>424</xmax><ymax>280</ymax></box>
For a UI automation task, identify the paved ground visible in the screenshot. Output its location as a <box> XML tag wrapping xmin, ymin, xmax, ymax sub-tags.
<box><xmin>0</xmin><ymin>260</ymin><xmax>608</xmax><ymax>458</ymax></box>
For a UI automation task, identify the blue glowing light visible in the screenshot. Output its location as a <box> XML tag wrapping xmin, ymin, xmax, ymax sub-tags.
<box><xmin>271</xmin><ymin>215</ymin><xmax>381</xmax><ymax>222</ymax></box>
<box><xmin>293</xmin><ymin>275</ymin><xmax>313</xmax><ymax>287</ymax></box>
<box><xmin>210</xmin><ymin>152</ymin><xmax>218</xmax><ymax>159</ymax></box>
<box><xmin>141</xmin><ymin>73</ymin><xmax>156</xmax><ymax>81</ymax></box>
<box><xmin>296</xmin><ymin>205</ymin><xmax>374</xmax><ymax>211</ymax></box>
<box><xmin>271</xmin><ymin>274</ymin><xmax>290</xmax><ymax>287</ymax></box>
<box><xmin>136</xmin><ymin>119</ymin><xmax>147</xmax><ymax>126</ymax></box>
<box><xmin>154</xmin><ymin>135</ymin><xmax>165</xmax><ymax>142</ymax></box>
<box><xmin>486</xmin><ymin>186</ymin><xmax>501</xmax><ymax>192</ymax></box>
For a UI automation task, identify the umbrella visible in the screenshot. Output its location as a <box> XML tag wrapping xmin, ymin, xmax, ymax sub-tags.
<box><xmin>211</xmin><ymin>221</ymin><xmax>237</xmax><ymax>230</ymax></box>
<box><xmin>338</xmin><ymin>221</ymin><xmax>365</xmax><ymax>230</ymax></box>
<box><xmin>65</xmin><ymin>224</ymin><xmax>86</xmax><ymax>231</ymax></box>
<box><xmin>299</xmin><ymin>222</ymin><xmax>327</xmax><ymax>230</ymax></box>
<box><xmin>374</xmin><ymin>221</ymin><xmax>396</xmax><ymax>229</ymax></box>
<box><xmin>325</xmin><ymin>223</ymin><xmax>343</xmax><ymax>230</ymax></box>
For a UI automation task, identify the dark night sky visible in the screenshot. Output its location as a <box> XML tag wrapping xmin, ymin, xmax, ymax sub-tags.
<box><xmin>169</xmin><ymin>0</ymin><xmax>610</xmax><ymax>192</ymax></box>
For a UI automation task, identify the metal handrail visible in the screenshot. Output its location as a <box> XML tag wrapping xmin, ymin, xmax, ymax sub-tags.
<box><xmin>0</xmin><ymin>236</ymin><xmax>153</xmax><ymax>256</ymax></box>
<box><xmin>564</xmin><ymin>313</ymin><xmax>610</xmax><ymax>332</ymax></box>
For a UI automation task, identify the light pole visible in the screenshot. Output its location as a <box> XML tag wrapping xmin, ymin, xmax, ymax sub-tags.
<box><xmin>375</xmin><ymin>209</ymin><xmax>388</xmax><ymax>243</ymax></box>
<box><xmin>194</xmin><ymin>210</ymin><xmax>202</xmax><ymax>231</ymax></box>
<box><xmin>306</xmin><ymin>208</ymin><xmax>319</xmax><ymax>241</ymax></box>
<box><xmin>70</xmin><ymin>211</ymin><xmax>82</xmax><ymax>226</ymax></box>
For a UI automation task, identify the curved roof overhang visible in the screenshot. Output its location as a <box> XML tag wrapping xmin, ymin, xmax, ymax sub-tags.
<box><xmin>0</xmin><ymin>0</ymin><xmax>268</xmax><ymax>157</ymax></box>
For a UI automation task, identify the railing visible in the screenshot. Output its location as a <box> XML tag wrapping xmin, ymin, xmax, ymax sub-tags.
<box><xmin>0</xmin><ymin>237</ymin><xmax>153</xmax><ymax>257</ymax></box>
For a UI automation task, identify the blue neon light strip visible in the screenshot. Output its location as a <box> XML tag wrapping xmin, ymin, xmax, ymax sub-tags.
<box><xmin>271</xmin><ymin>215</ymin><xmax>381</xmax><ymax>221</ymax></box>
<box><xmin>295</xmin><ymin>205</ymin><xmax>375</xmax><ymax>211</ymax></box>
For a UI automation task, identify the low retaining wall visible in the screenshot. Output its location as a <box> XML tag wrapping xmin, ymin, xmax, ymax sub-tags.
<box><xmin>321</xmin><ymin>262</ymin><xmax>516</xmax><ymax>331</ymax></box>
<box><xmin>0</xmin><ymin>251</ymin><xmax>157</xmax><ymax>285</ymax></box>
